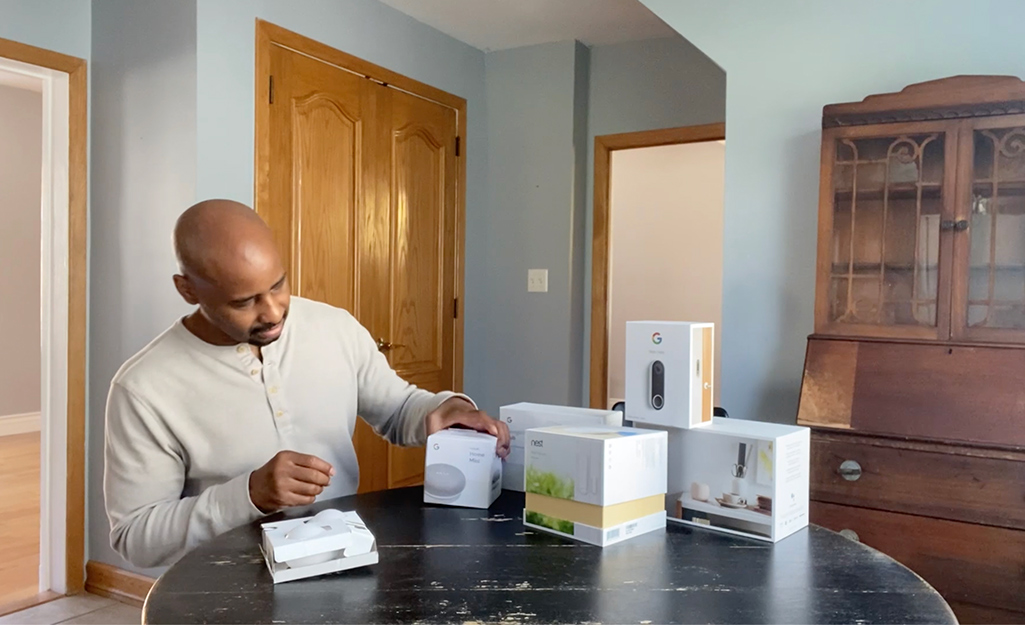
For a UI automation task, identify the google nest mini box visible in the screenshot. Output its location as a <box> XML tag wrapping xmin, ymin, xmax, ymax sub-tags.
<box><xmin>424</xmin><ymin>429</ymin><xmax>502</xmax><ymax>509</ymax></box>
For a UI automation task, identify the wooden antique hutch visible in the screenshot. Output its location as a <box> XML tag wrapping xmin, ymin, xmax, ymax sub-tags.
<box><xmin>798</xmin><ymin>76</ymin><xmax>1025</xmax><ymax>624</ymax></box>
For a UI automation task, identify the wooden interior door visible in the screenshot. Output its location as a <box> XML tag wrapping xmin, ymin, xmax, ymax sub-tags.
<box><xmin>353</xmin><ymin>76</ymin><xmax>459</xmax><ymax>491</ymax></box>
<box><xmin>256</xmin><ymin>26</ymin><xmax>462</xmax><ymax>493</ymax></box>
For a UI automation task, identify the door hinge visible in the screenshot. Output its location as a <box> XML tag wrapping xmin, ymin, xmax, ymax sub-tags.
<box><xmin>269</xmin><ymin>75</ymin><xmax>274</xmax><ymax>104</ymax></box>
<box><xmin>455</xmin><ymin>136</ymin><xmax>461</xmax><ymax>157</ymax></box>
<box><xmin>453</xmin><ymin>297</ymin><xmax>459</xmax><ymax>319</ymax></box>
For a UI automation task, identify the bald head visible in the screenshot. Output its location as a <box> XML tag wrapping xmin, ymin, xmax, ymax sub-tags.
<box><xmin>173</xmin><ymin>199</ymin><xmax>279</xmax><ymax>281</ymax></box>
<box><xmin>172</xmin><ymin>200</ymin><xmax>290</xmax><ymax>347</ymax></box>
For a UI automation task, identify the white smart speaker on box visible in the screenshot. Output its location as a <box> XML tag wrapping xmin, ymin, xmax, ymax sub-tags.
<box><xmin>625</xmin><ymin>321</ymin><xmax>714</xmax><ymax>430</ymax></box>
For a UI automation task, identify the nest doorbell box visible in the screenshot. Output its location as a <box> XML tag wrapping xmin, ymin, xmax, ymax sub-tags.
<box><xmin>523</xmin><ymin>425</ymin><xmax>668</xmax><ymax>547</ymax></box>
<box><xmin>499</xmin><ymin>402</ymin><xmax>623</xmax><ymax>491</ymax></box>
<box><xmin>626</xmin><ymin>321</ymin><xmax>714</xmax><ymax>429</ymax></box>
<box><xmin>424</xmin><ymin>428</ymin><xmax>502</xmax><ymax>509</ymax></box>
<box><xmin>261</xmin><ymin>509</ymin><xmax>378</xmax><ymax>583</ymax></box>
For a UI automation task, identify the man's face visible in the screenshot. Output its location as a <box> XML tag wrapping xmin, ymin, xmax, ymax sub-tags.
<box><xmin>197</xmin><ymin>272</ymin><xmax>291</xmax><ymax>347</ymax></box>
<box><xmin>179</xmin><ymin>246</ymin><xmax>292</xmax><ymax>347</ymax></box>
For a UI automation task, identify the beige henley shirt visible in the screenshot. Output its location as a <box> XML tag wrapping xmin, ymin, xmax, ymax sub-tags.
<box><xmin>103</xmin><ymin>296</ymin><xmax>472</xmax><ymax>568</ymax></box>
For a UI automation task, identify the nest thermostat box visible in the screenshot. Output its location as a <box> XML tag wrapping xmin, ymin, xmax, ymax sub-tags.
<box><xmin>626</xmin><ymin>321</ymin><xmax>714</xmax><ymax>430</ymax></box>
<box><xmin>424</xmin><ymin>428</ymin><xmax>502</xmax><ymax>509</ymax></box>
<box><xmin>522</xmin><ymin>425</ymin><xmax>668</xmax><ymax>546</ymax></box>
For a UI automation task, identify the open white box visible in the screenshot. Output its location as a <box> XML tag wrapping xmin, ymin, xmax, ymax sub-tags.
<box><xmin>260</xmin><ymin>509</ymin><xmax>378</xmax><ymax>584</ymax></box>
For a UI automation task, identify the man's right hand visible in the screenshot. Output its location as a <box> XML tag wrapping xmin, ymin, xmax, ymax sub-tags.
<box><xmin>248</xmin><ymin>450</ymin><xmax>335</xmax><ymax>514</ymax></box>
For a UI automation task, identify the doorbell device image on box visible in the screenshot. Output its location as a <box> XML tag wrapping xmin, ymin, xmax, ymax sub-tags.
<box><xmin>662</xmin><ymin>417</ymin><xmax>809</xmax><ymax>542</ymax></box>
<box><xmin>626</xmin><ymin>321</ymin><xmax>714</xmax><ymax>429</ymax></box>
<box><xmin>424</xmin><ymin>429</ymin><xmax>502</xmax><ymax>509</ymax></box>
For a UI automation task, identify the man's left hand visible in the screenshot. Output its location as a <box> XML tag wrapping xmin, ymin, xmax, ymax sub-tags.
<box><xmin>425</xmin><ymin>398</ymin><xmax>511</xmax><ymax>458</ymax></box>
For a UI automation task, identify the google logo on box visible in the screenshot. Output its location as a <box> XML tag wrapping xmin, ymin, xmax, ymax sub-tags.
<box><xmin>651</xmin><ymin>332</ymin><xmax>662</xmax><ymax>345</ymax></box>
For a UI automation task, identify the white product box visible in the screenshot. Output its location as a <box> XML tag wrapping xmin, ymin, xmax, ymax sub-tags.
<box><xmin>423</xmin><ymin>428</ymin><xmax>502</xmax><ymax>509</ymax></box>
<box><xmin>661</xmin><ymin>417</ymin><xmax>809</xmax><ymax>542</ymax></box>
<box><xmin>523</xmin><ymin>425</ymin><xmax>667</xmax><ymax>546</ymax></box>
<box><xmin>261</xmin><ymin>509</ymin><xmax>378</xmax><ymax>584</ymax></box>
<box><xmin>625</xmin><ymin>321</ymin><xmax>715</xmax><ymax>430</ymax></box>
<box><xmin>499</xmin><ymin>402</ymin><xmax>623</xmax><ymax>491</ymax></box>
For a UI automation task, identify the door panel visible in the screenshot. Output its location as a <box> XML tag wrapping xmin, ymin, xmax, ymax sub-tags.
<box><xmin>259</xmin><ymin>39</ymin><xmax>460</xmax><ymax>494</ymax></box>
<box><xmin>265</xmin><ymin>45</ymin><xmax>365</xmax><ymax>313</ymax></box>
<box><xmin>388</xmin><ymin>89</ymin><xmax>456</xmax><ymax>389</ymax></box>
<box><xmin>381</xmin><ymin>88</ymin><xmax>457</xmax><ymax>487</ymax></box>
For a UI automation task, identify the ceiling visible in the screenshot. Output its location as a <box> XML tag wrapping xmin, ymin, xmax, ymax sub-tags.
<box><xmin>377</xmin><ymin>0</ymin><xmax>678</xmax><ymax>52</ymax></box>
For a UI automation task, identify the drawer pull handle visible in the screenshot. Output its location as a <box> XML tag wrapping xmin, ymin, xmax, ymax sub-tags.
<box><xmin>839</xmin><ymin>529</ymin><xmax>860</xmax><ymax>542</ymax></box>
<box><xmin>839</xmin><ymin>460</ymin><xmax>862</xmax><ymax>481</ymax></box>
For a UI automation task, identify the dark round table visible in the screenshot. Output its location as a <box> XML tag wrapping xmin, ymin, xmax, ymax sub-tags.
<box><xmin>143</xmin><ymin>487</ymin><xmax>956</xmax><ymax>624</ymax></box>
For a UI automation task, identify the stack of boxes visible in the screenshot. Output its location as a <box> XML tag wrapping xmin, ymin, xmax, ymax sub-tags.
<box><xmin>419</xmin><ymin>320</ymin><xmax>809</xmax><ymax>547</ymax></box>
<box><xmin>625</xmin><ymin>321</ymin><xmax>810</xmax><ymax>543</ymax></box>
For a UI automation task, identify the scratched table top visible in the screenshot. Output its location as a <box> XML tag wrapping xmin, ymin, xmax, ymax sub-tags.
<box><xmin>143</xmin><ymin>487</ymin><xmax>955</xmax><ymax>624</ymax></box>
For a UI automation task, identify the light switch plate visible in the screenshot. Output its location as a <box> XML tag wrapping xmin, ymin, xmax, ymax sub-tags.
<box><xmin>528</xmin><ymin>269</ymin><xmax>548</xmax><ymax>293</ymax></box>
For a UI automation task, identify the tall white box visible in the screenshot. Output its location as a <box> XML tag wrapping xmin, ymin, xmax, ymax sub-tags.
<box><xmin>498</xmin><ymin>402</ymin><xmax>622</xmax><ymax>491</ymax></box>
<box><xmin>423</xmin><ymin>429</ymin><xmax>502</xmax><ymax>509</ymax></box>
<box><xmin>523</xmin><ymin>425</ymin><xmax>667</xmax><ymax>546</ymax></box>
<box><xmin>661</xmin><ymin>417</ymin><xmax>809</xmax><ymax>542</ymax></box>
<box><xmin>626</xmin><ymin>321</ymin><xmax>714</xmax><ymax>429</ymax></box>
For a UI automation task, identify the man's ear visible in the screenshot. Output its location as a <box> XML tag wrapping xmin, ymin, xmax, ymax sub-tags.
<box><xmin>173</xmin><ymin>274</ymin><xmax>200</xmax><ymax>306</ymax></box>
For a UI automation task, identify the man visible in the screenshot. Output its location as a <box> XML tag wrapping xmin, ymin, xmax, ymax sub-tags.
<box><xmin>104</xmin><ymin>199</ymin><xmax>509</xmax><ymax>569</ymax></box>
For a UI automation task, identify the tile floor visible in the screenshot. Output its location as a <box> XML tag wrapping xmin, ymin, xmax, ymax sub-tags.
<box><xmin>0</xmin><ymin>594</ymin><xmax>140</xmax><ymax>625</ymax></box>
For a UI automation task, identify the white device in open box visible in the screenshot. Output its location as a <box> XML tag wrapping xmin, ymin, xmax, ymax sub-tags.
<box><xmin>499</xmin><ymin>402</ymin><xmax>623</xmax><ymax>491</ymax></box>
<box><xmin>523</xmin><ymin>425</ymin><xmax>667</xmax><ymax>546</ymax></box>
<box><xmin>261</xmin><ymin>509</ymin><xmax>378</xmax><ymax>583</ymax></box>
<box><xmin>626</xmin><ymin>321</ymin><xmax>714</xmax><ymax>429</ymax></box>
<box><xmin>662</xmin><ymin>417</ymin><xmax>809</xmax><ymax>542</ymax></box>
<box><xmin>424</xmin><ymin>428</ymin><xmax>502</xmax><ymax>509</ymax></box>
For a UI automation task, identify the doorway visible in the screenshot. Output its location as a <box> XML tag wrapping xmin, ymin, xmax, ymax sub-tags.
<box><xmin>254</xmin><ymin>21</ymin><xmax>466</xmax><ymax>493</ymax></box>
<box><xmin>0</xmin><ymin>37</ymin><xmax>87</xmax><ymax>614</ymax></box>
<box><xmin>0</xmin><ymin>75</ymin><xmax>43</xmax><ymax>609</ymax></box>
<box><xmin>589</xmin><ymin>123</ymin><xmax>726</xmax><ymax>410</ymax></box>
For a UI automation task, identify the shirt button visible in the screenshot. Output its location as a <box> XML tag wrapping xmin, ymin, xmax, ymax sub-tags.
<box><xmin>236</xmin><ymin>345</ymin><xmax>247</xmax><ymax>354</ymax></box>
<box><xmin>269</xmin><ymin>386</ymin><xmax>278</xmax><ymax>394</ymax></box>
<box><xmin>276</xmin><ymin>410</ymin><xmax>284</xmax><ymax>418</ymax></box>
<box><xmin>251</xmin><ymin>369</ymin><xmax>260</xmax><ymax>376</ymax></box>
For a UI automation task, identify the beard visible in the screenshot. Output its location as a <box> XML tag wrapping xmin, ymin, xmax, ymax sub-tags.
<box><xmin>246</xmin><ymin>307</ymin><xmax>289</xmax><ymax>346</ymax></box>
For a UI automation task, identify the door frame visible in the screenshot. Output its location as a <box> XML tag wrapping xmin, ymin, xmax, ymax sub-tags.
<box><xmin>253</xmin><ymin>19</ymin><xmax>467</xmax><ymax>391</ymax></box>
<box><xmin>0</xmin><ymin>37</ymin><xmax>88</xmax><ymax>598</ymax></box>
<box><xmin>588</xmin><ymin>123</ymin><xmax>725</xmax><ymax>409</ymax></box>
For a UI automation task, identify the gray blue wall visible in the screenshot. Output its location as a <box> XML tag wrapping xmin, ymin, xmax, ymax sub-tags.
<box><xmin>642</xmin><ymin>0</ymin><xmax>1025</xmax><ymax>423</ymax></box>
<box><xmin>0</xmin><ymin>0</ymin><xmax>91</xmax><ymax>59</ymax></box>
<box><xmin>479</xmin><ymin>41</ymin><xmax>590</xmax><ymax>415</ymax></box>
<box><xmin>88</xmin><ymin>0</ymin><xmax>198</xmax><ymax>576</ymax></box>
<box><xmin>583</xmin><ymin>36</ymin><xmax>726</xmax><ymax>406</ymax></box>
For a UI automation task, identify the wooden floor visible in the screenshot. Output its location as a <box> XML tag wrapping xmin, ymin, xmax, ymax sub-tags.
<box><xmin>0</xmin><ymin>432</ymin><xmax>41</xmax><ymax>611</ymax></box>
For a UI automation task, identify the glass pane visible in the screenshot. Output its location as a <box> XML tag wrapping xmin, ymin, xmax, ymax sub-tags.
<box><xmin>967</xmin><ymin>127</ymin><xmax>1025</xmax><ymax>330</ymax></box>
<box><xmin>830</xmin><ymin>134</ymin><xmax>944</xmax><ymax>326</ymax></box>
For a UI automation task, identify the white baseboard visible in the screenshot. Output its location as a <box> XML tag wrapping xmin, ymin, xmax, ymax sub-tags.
<box><xmin>0</xmin><ymin>412</ymin><xmax>42</xmax><ymax>436</ymax></box>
